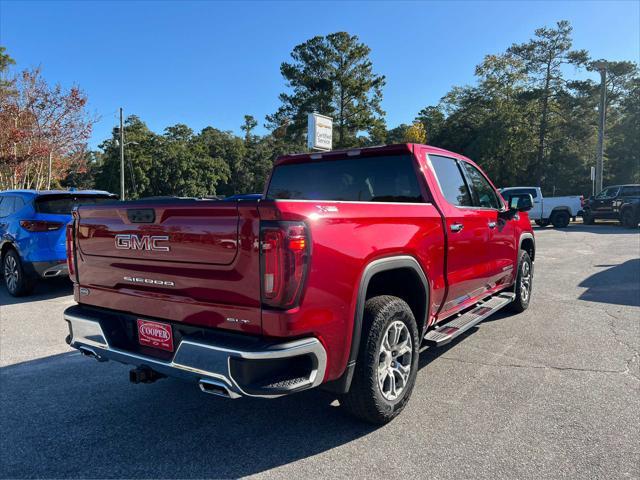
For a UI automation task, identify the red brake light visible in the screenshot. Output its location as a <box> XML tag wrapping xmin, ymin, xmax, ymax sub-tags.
<box><xmin>260</xmin><ymin>222</ymin><xmax>309</xmax><ymax>309</ymax></box>
<box><xmin>19</xmin><ymin>220</ymin><xmax>63</xmax><ymax>232</ymax></box>
<box><xmin>66</xmin><ymin>222</ymin><xmax>76</xmax><ymax>278</ymax></box>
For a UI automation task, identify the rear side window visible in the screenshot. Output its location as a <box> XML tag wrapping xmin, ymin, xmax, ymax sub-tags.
<box><xmin>266</xmin><ymin>155</ymin><xmax>423</xmax><ymax>203</ymax></box>
<box><xmin>35</xmin><ymin>195</ymin><xmax>113</xmax><ymax>214</ymax></box>
<box><xmin>0</xmin><ymin>196</ymin><xmax>14</xmax><ymax>217</ymax></box>
<box><xmin>429</xmin><ymin>155</ymin><xmax>472</xmax><ymax>207</ymax></box>
<box><xmin>13</xmin><ymin>197</ymin><xmax>25</xmax><ymax>212</ymax></box>
<box><xmin>622</xmin><ymin>186</ymin><xmax>640</xmax><ymax>196</ymax></box>
<box><xmin>461</xmin><ymin>162</ymin><xmax>501</xmax><ymax>209</ymax></box>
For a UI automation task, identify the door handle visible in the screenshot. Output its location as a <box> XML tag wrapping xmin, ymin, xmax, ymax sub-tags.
<box><xmin>450</xmin><ymin>223</ymin><xmax>464</xmax><ymax>232</ymax></box>
<box><xmin>488</xmin><ymin>221</ymin><xmax>497</xmax><ymax>229</ymax></box>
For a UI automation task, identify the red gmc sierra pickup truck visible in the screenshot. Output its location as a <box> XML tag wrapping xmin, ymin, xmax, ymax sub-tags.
<box><xmin>64</xmin><ymin>143</ymin><xmax>535</xmax><ymax>424</ymax></box>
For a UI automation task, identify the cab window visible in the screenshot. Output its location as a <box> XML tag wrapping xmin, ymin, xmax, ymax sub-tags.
<box><xmin>461</xmin><ymin>162</ymin><xmax>501</xmax><ymax>209</ymax></box>
<box><xmin>429</xmin><ymin>155</ymin><xmax>473</xmax><ymax>207</ymax></box>
<box><xmin>267</xmin><ymin>155</ymin><xmax>423</xmax><ymax>203</ymax></box>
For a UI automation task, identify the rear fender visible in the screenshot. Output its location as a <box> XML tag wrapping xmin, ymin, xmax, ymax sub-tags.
<box><xmin>322</xmin><ymin>255</ymin><xmax>429</xmax><ymax>394</ymax></box>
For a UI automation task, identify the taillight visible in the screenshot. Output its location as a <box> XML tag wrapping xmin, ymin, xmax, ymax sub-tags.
<box><xmin>66</xmin><ymin>222</ymin><xmax>75</xmax><ymax>278</ymax></box>
<box><xmin>66</xmin><ymin>210</ymin><xmax>79</xmax><ymax>279</ymax></box>
<box><xmin>580</xmin><ymin>195</ymin><xmax>585</xmax><ymax>207</ymax></box>
<box><xmin>19</xmin><ymin>220</ymin><xmax>63</xmax><ymax>232</ymax></box>
<box><xmin>260</xmin><ymin>222</ymin><xmax>309</xmax><ymax>309</ymax></box>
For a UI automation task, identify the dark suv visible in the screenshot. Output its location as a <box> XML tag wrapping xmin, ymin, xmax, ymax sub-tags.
<box><xmin>583</xmin><ymin>184</ymin><xmax>640</xmax><ymax>228</ymax></box>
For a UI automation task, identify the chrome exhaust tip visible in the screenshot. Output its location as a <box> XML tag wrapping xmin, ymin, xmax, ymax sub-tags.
<box><xmin>78</xmin><ymin>346</ymin><xmax>105</xmax><ymax>362</ymax></box>
<box><xmin>199</xmin><ymin>379</ymin><xmax>237</xmax><ymax>399</ymax></box>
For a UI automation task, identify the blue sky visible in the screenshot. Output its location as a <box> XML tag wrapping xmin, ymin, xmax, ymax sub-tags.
<box><xmin>1</xmin><ymin>0</ymin><xmax>638</xmax><ymax>149</ymax></box>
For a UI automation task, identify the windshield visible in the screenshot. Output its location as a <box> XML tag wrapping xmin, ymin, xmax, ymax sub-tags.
<box><xmin>35</xmin><ymin>195</ymin><xmax>115</xmax><ymax>214</ymax></box>
<box><xmin>267</xmin><ymin>155</ymin><xmax>423</xmax><ymax>203</ymax></box>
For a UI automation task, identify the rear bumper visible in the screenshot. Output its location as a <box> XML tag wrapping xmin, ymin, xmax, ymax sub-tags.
<box><xmin>64</xmin><ymin>305</ymin><xmax>327</xmax><ymax>399</ymax></box>
<box><xmin>30</xmin><ymin>260</ymin><xmax>68</xmax><ymax>278</ymax></box>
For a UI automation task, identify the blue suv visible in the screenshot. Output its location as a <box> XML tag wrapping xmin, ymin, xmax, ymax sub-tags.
<box><xmin>0</xmin><ymin>190</ymin><xmax>117</xmax><ymax>296</ymax></box>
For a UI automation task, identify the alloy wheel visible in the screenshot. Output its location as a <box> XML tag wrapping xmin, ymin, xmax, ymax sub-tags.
<box><xmin>4</xmin><ymin>255</ymin><xmax>19</xmax><ymax>293</ymax></box>
<box><xmin>377</xmin><ymin>320</ymin><xmax>413</xmax><ymax>401</ymax></box>
<box><xmin>520</xmin><ymin>260</ymin><xmax>532</xmax><ymax>303</ymax></box>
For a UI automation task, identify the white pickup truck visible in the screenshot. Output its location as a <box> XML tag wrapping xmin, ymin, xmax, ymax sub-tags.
<box><xmin>499</xmin><ymin>187</ymin><xmax>583</xmax><ymax>228</ymax></box>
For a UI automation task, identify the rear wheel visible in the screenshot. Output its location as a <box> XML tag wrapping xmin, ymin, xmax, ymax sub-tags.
<box><xmin>341</xmin><ymin>295</ymin><xmax>419</xmax><ymax>424</ymax></box>
<box><xmin>535</xmin><ymin>219</ymin><xmax>549</xmax><ymax>227</ymax></box>
<box><xmin>621</xmin><ymin>209</ymin><xmax>638</xmax><ymax>229</ymax></box>
<box><xmin>582</xmin><ymin>211</ymin><xmax>595</xmax><ymax>225</ymax></box>
<box><xmin>2</xmin><ymin>249</ymin><xmax>35</xmax><ymax>297</ymax></box>
<box><xmin>551</xmin><ymin>211</ymin><xmax>570</xmax><ymax>228</ymax></box>
<box><xmin>508</xmin><ymin>250</ymin><xmax>533</xmax><ymax>313</ymax></box>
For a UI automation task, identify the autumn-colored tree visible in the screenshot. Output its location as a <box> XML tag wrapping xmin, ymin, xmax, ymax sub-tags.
<box><xmin>404</xmin><ymin>122</ymin><xmax>427</xmax><ymax>143</ymax></box>
<box><xmin>0</xmin><ymin>55</ymin><xmax>95</xmax><ymax>190</ymax></box>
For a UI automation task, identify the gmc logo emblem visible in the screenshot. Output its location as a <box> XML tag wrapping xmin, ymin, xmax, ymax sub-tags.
<box><xmin>115</xmin><ymin>234</ymin><xmax>170</xmax><ymax>252</ymax></box>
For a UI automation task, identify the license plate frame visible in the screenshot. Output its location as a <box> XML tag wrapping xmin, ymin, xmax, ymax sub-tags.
<box><xmin>137</xmin><ymin>319</ymin><xmax>174</xmax><ymax>352</ymax></box>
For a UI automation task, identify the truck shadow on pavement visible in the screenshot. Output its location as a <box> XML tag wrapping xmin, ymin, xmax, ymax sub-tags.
<box><xmin>533</xmin><ymin>223</ymin><xmax>639</xmax><ymax>235</ymax></box>
<box><xmin>0</xmin><ymin>278</ymin><xmax>72</xmax><ymax>307</ymax></box>
<box><xmin>0</xmin><ymin>331</ymin><xmax>469</xmax><ymax>479</ymax></box>
<box><xmin>578</xmin><ymin>258</ymin><xmax>640</xmax><ymax>307</ymax></box>
<box><xmin>1</xmin><ymin>352</ymin><xmax>374</xmax><ymax>479</ymax></box>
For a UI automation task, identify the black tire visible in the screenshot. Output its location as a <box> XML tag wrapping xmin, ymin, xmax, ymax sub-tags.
<box><xmin>535</xmin><ymin>219</ymin><xmax>549</xmax><ymax>227</ymax></box>
<box><xmin>341</xmin><ymin>295</ymin><xmax>419</xmax><ymax>424</ymax></box>
<box><xmin>620</xmin><ymin>209</ymin><xmax>638</xmax><ymax>229</ymax></box>
<box><xmin>2</xmin><ymin>249</ymin><xmax>35</xmax><ymax>297</ymax></box>
<box><xmin>551</xmin><ymin>210</ymin><xmax>570</xmax><ymax>228</ymax></box>
<box><xmin>582</xmin><ymin>211</ymin><xmax>595</xmax><ymax>225</ymax></box>
<box><xmin>508</xmin><ymin>250</ymin><xmax>533</xmax><ymax>313</ymax></box>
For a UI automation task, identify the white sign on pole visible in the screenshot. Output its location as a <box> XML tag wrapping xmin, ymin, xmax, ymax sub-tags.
<box><xmin>307</xmin><ymin>113</ymin><xmax>333</xmax><ymax>151</ymax></box>
<box><xmin>590</xmin><ymin>166</ymin><xmax>596</xmax><ymax>181</ymax></box>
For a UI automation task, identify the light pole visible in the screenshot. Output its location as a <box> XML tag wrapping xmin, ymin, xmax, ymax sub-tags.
<box><xmin>118</xmin><ymin>108</ymin><xmax>139</xmax><ymax>200</ymax></box>
<box><xmin>119</xmin><ymin>107</ymin><xmax>125</xmax><ymax>200</ymax></box>
<box><xmin>593</xmin><ymin>61</ymin><xmax>608</xmax><ymax>194</ymax></box>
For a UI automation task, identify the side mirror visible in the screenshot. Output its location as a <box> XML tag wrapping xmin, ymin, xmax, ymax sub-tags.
<box><xmin>508</xmin><ymin>193</ymin><xmax>534</xmax><ymax>212</ymax></box>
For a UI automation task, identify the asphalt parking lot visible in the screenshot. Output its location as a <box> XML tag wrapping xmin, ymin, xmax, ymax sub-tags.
<box><xmin>1</xmin><ymin>223</ymin><xmax>638</xmax><ymax>479</ymax></box>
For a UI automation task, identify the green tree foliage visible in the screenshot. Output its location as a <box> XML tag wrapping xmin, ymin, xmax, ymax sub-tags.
<box><xmin>384</xmin><ymin>124</ymin><xmax>410</xmax><ymax>144</ymax></box>
<box><xmin>197</xmin><ymin>126</ymin><xmax>251</xmax><ymax>196</ymax></box>
<box><xmin>94</xmin><ymin>117</ymin><xmax>230</xmax><ymax>198</ymax></box>
<box><xmin>0</xmin><ymin>46</ymin><xmax>16</xmax><ymax>93</ymax></box>
<box><xmin>95</xmin><ymin>116</ymin><xmax>155</xmax><ymax>198</ymax></box>
<box><xmin>267</xmin><ymin>32</ymin><xmax>386</xmax><ymax>148</ymax></box>
<box><xmin>241</xmin><ymin>115</ymin><xmax>258</xmax><ymax>142</ymax></box>
<box><xmin>78</xmin><ymin>24</ymin><xmax>638</xmax><ymax>199</ymax></box>
<box><xmin>415</xmin><ymin>21</ymin><xmax>638</xmax><ymax>196</ymax></box>
<box><xmin>506</xmin><ymin>20</ymin><xmax>589</xmax><ymax>184</ymax></box>
<box><xmin>606</xmin><ymin>77</ymin><xmax>640</xmax><ymax>184</ymax></box>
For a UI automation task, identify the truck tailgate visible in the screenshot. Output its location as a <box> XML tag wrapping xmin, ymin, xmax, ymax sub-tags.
<box><xmin>73</xmin><ymin>201</ymin><xmax>262</xmax><ymax>334</ymax></box>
